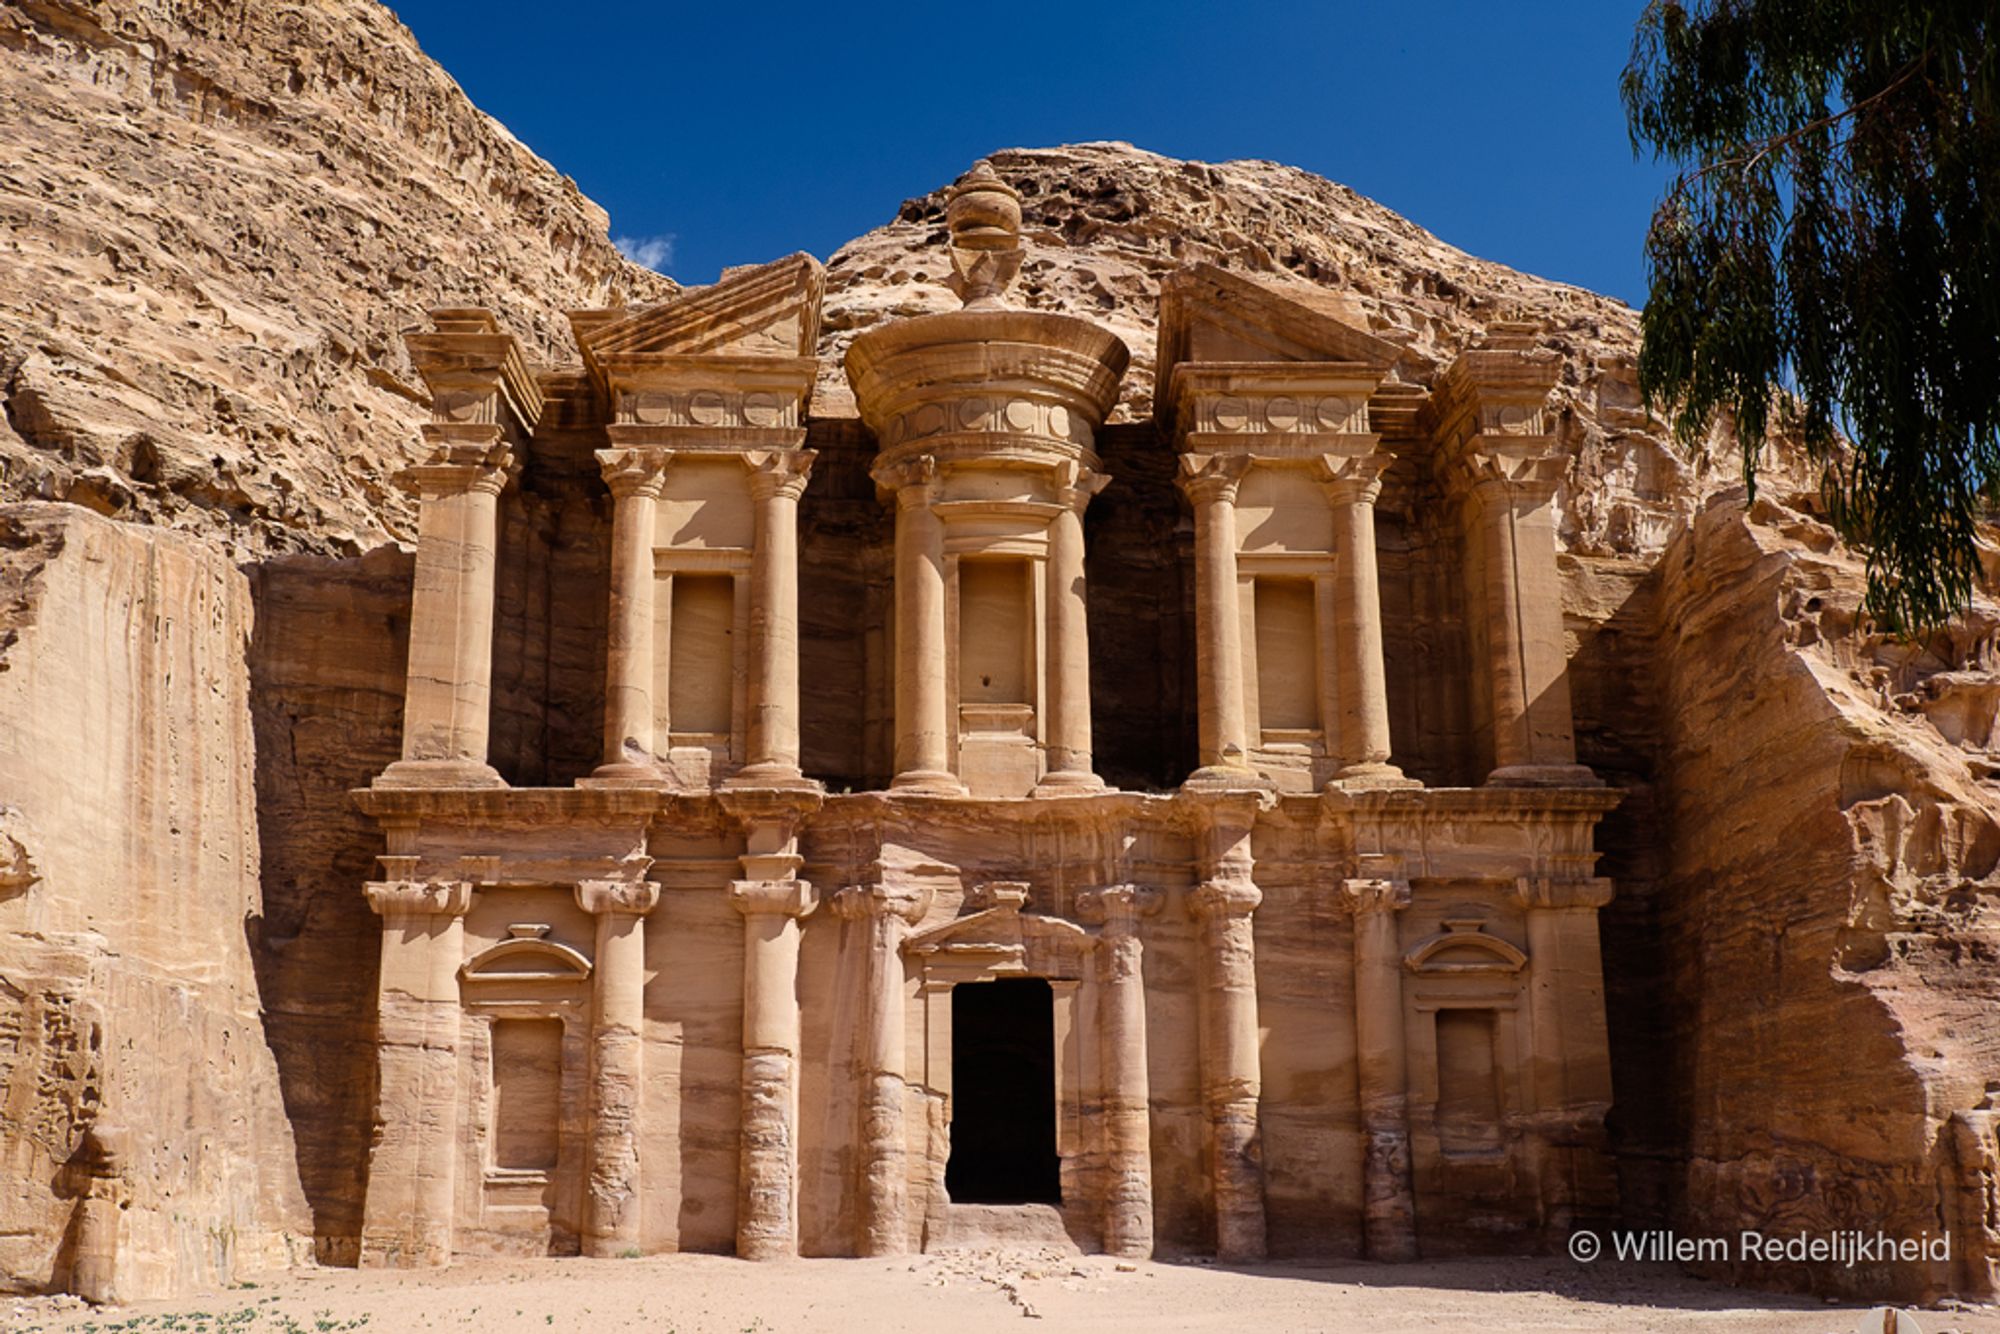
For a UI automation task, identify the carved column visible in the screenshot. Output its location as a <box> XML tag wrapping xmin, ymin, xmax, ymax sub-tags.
<box><xmin>1425</xmin><ymin>332</ymin><xmax>1594</xmax><ymax>787</ymax></box>
<box><xmin>593</xmin><ymin>447</ymin><xmax>670</xmax><ymax>781</ymax></box>
<box><xmin>1318</xmin><ymin>451</ymin><xmax>1407</xmax><ymax>788</ymax></box>
<box><xmin>1179</xmin><ymin>453</ymin><xmax>1255</xmax><ymax>780</ymax></box>
<box><xmin>730</xmin><ymin>870</ymin><xmax>818</xmax><ymax>1258</ymax></box>
<box><xmin>1461</xmin><ymin>451</ymin><xmax>1592</xmax><ymax>783</ymax></box>
<box><xmin>575</xmin><ymin>874</ymin><xmax>661</xmax><ymax>1257</ymax></box>
<box><xmin>359</xmin><ymin>874</ymin><xmax>476</xmax><ymax>1267</ymax></box>
<box><xmin>1514</xmin><ymin>874</ymin><xmax>1615</xmax><ymax>1233</ymax></box>
<box><xmin>883</xmin><ymin>457</ymin><xmax>963</xmax><ymax>793</ymax></box>
<box><xmin>1186</xmin><ymin>795</ymin><xmax>1267</xmax><ymax>1260</ymax></box>
<box><xmin>1038</xmin><ymin>464</ymin><xmax>1111</xmax><ymax>793</ymax></box>
<box><xmin>1343</xmin><ymin>876</ymin><xmax>1417</xmax><ymax>1261</ymax></box>
<box><xmin>379</xmin><ymin>435</ymin><xmax>511</xmax><ymax>788</ymax></box>
<box><xmin>833</xmin><ymin>882</ymin><xmax>929</xmax><ymax>1255</ymax></box>
<box><xmin>1079</xmin><ymin>885</ymin><xmax>1157</xmax><ymax>1258</ymax></box>
<box><xmin>734</xmin><ymin>449</ymin><xmax>817</xmax><ymax>787</ymax></box>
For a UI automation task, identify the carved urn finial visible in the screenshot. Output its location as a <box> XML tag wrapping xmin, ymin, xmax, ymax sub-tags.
<box><xmin>945</xmin><ymin>159</ymin><xmax>1024</xmax><ymax>310</ymax></box>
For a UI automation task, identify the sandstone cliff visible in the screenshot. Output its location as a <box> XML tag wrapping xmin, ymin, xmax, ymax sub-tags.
<box><xmin>0</xmin><ymin>502</ymin><xmax>310</xmax><ymax>1296</ymax></box>
<box><xmin>0</xmin><ymin>0</ymin><xmax>674</xmax><ymax>557</ymax></box>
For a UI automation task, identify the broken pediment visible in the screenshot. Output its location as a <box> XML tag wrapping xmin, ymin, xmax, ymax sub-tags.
<box><xmin>1154</xmin><ymin>263</ymin><xmax>1406</xmax><ymax>424</ymax></box>
<box><xmin>573</xmin><ymin>252</ymin><xmax>825</xmax><ymax>370</ymax></box>
<box><xmin>903</xmin><ymin>882</ymin><xmax>1092</xmax><ymax>977</ymax></box>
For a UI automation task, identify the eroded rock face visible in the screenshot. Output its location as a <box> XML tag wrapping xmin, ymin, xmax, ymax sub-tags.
<box><xmin>0</xmin><ymin>503</ymin><xmax>311</xmax><ymax>1298</ymax></box>
<box><xmin>0</xmin><ymin>0</ymin><xmax>674</xmax><ymax>557</ymax></box>
<box><xmin>1651</xmin><ymin>495</ymin><xmax>2000</xmax><ymax>1300</ymax></box>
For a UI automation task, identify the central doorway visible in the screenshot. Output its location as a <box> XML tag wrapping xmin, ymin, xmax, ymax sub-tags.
<box><xmin>945</xmin><ymin>977</ymin><xmax>1060</xmax><ymax>1205</ymax></box>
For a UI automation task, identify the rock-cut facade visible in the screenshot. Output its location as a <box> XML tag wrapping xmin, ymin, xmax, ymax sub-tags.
<box><xmin>352</xmin><ymin>165</ymin><xmax>1622</xmax><ymax>1265</ymax></box>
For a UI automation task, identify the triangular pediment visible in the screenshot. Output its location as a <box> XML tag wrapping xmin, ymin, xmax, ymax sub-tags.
<box><xmin>1154</xmin><ymin>263</ymin><xmax>1403</xmax><ymax>420</ymax></box>
<box><xmin>575</xmin><ymin>252</ymin><xmax>824</xmax><ymax>366</ymax></box>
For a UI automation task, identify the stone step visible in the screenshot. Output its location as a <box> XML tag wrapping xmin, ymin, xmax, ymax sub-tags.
<box><xmin>925</xmin><ymin>1203</ymin><xmax>1080</xmax><ymax>1253</ymax></box>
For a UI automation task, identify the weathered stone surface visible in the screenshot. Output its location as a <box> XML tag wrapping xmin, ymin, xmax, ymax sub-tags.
<box><xmin>1648</xmin><ymin>494</ymin><xmax>2000</xmax><ymax>1301</ymax></box>
<box><xmin>0</xmin><ymin>0</ymin><xmax>673</xmax><ymax>556</ymax></box>
<box><xmin>0</xmin><ymin>502</ymin><xmax>310</xmax><ymax>1297</ymax></box>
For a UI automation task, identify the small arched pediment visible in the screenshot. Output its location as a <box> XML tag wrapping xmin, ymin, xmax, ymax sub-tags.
<box><xmin>1404</xmin><ymin>919</ymin><xmax>1526</xmax><ymax>976</ymax></box>
<box><xmin>461</xmin><ymin>925</ymin><xmax>592</xmax><ymax>983</ymax></box>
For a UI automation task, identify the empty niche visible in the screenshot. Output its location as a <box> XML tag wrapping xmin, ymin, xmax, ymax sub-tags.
<box><xmin>959</xmin><ymin>558</ymin><xmax>1031</xmax><ymax>705</ymax></box>
<box><xmin>490</xmin><ymin>1017</ymin><xmax>563</xmax><ymax>1172</ymax></box>
<box><xmin>1433</xmin><ymin>1008</ymin><xmax>1503</xmax><ymax>1155</ymax></box>
<box><xmin>1255</xmin><ymin>577</ymin><xmax>1318</xmax><ymax>731</ymax></box>
<box><xmin>669</xmin><ymin>574</ymin><xmax>735</xmax><ymax>734</ymax></box>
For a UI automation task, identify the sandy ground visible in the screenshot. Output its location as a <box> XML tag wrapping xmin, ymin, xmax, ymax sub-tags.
<box><xmin>7</xmin><ymin>1250</ymin><xmax>2000</xmax><ymax>1334</ymax></box>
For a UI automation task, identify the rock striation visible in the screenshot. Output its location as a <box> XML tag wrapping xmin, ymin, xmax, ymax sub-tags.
<box><xmin>0</xmin><ymin>0</ymin><xmax>674</xmax><ymax>557</ymax></box>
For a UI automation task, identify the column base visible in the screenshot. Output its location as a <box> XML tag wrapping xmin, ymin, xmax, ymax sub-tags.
<box><xmin>373</xmin><ymin>759</ymin><xmax>505</xmax><ymax>790</ymax></box>
<box><xmin>1486</xmin><ymin>763</ymin><xmax>1602</xmax><ymax>788</ymax></box>
<box><xmin>579</xmin><ymin>760</ymin><xmax>671</xmax><ymax>788</ymax></box>
<box><xmin>1031</xmin><ymin>769</ymin><xmax>1106</xmax><ymax>797</ymax></box>
<box><xmin>723</xmin><ymin>761</ymin><xmax>821</xmax><ymax>792</ymax></box>
<box><xmin>1182</xmin><ymin>764</ymin><xmax>1269</xmax><ymax>793</ymax></box>
<box><xmin>1327</xmin><ymin>762</ymin><xmax>1422</xmax><ymax>792</ymax></box>
<box><xmin>889</xmin><ymin>768</ymin><xmax>967</xmax><ymax>796</ymax></box>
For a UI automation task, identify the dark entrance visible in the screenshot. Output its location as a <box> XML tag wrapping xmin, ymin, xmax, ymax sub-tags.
<box><xmin>945</xmin><ymin>977</ymin><xmax>1060</xmax><ymax>1205</ymax></box>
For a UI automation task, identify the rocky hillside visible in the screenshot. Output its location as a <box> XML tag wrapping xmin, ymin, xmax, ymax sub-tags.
<box><xmin>0</xmin><ymin>0</ymin><xmax>674</xmax><ymax>558</ymax></box>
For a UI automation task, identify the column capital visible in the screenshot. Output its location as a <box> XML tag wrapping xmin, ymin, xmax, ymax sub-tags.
<box><xmin>1315</xmin><ymin>450</ymin><xmax>1392</xmax><ymax>507</ymax></box>
<box><xmin>596</xmin><ymin>446</ymin><xmax>672</xmax><ymax>499</ymax></box>
<box><xmin>1051</xmin><ymin>460</ymin><xmax>1112</xmax><ymax>513</ymax></box>
<box><xmin>1176</xmin><ymin>451</ymin><xmax>1251</xmax><ymax>506</ymax></box>
<box><xmin>398</xmin><ymin>426</ymin><xmax>514</xmax><ymax>498</ymax></box>
<box><xmin>1513</xmin><ymin>875</ymin><xmax>1614</xmax><ymax>911</ymax></box>
<box><xmin>1188</xmin><ymin>879</ymin><xmax>1262</xmax><ymax>921</ymax></box>
<box><xmin>364</xmin><ymin>878</ymin><xmax>475</xmax><ymax>918</ymax></box>
<box><xmin>730</xmin><ymin>878</ymin><xmax>819</xmax><ymax>918</ymax></box>
<box><xmin>871</xmin><ymin>452</ymin><xmax>939</xmax><ymax>503</ymax></box>
<box><xmin>1449</xmin><ymin>445</ymin><xmax>1567</xmax><ymax>506</ymax></box>
<box><xmin>1077</xmin><ymin>884</ymin><xmax>1164</xmax><ymax>931</ymax></box>
<box><xmin>1341</xmin><ymin>877</ymin><xmax>1412</xmax><ymax>915</ymax></box>
<box><xmin>744</xmin><ymin>448</ymin><xmax>817</xmax><ymax>502</ymax></box>
<box><xmin>575</xmin><ymin>877</ymin><xmax>662</xmax><ymax>917</ymax></box>
<box><xmin>831</xmin><ymin>881</ymin><xmax>931</xmax><ymax>925</ymax></box>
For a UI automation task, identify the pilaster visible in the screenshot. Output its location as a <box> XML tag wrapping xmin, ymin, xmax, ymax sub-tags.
<box><xmin>359</xmin><ymin>864</ymin><xmax>479</xmax><ymax>1267</ymax></box>
<box><xmin>831</xmin><ymin>880</ymin><xmax>932</xmax><ymax>1256</ymax></box>
<box><xmin>591</xmin><ymin>447</ymin><xmax>671</xmax><ymax>783</ymax></box>
<box><xmin>1077</xmin><ymin>884</ymin><xmax>1163</xmax><ymax>1258</ymax></box>
<box><xmin>1342</xmin><ymin>875</ymin><xmax>1417</xmax><ymax>1262</ymax></box>
<box><xmin>377</xmin><ymin>308</ymin><xmax>539</xmax><ymax>791</ymax></box>
<box><xmin>1177</xmin><ymin>453</ymin><xmax>1256</xmax><ymax>782</ymax></box>
<box><xmin>575</xmin><ymin>867</ymin><xmax>661</xmax><ymax>1257</ymax></box>
<box><xmin>1425</xmin><ymin>327</ymin><xmax>1596</xmax><ymax>787</ymax></box>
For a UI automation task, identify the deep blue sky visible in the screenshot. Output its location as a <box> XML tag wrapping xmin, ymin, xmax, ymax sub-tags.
<box><xmin>385</xmin><ymin>1</ymin><xmax>1670</xmax><ymax>308</ymax></box>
